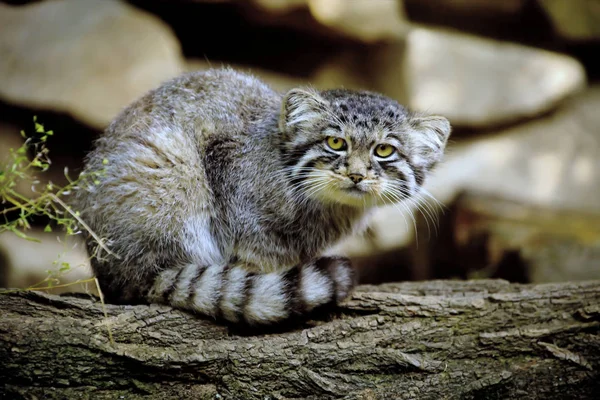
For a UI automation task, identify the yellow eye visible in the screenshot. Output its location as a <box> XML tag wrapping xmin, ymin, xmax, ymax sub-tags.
<box><xmin>375</xmin><ymin>144</ymin><xmax>394</xmax><ymax>158</ymax></box>
<box><xmin>326</xmin><ymin>136</ymin><xmax>347</xmax><ymax>151</ymax></box>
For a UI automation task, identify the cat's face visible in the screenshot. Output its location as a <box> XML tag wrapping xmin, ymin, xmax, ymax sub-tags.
<box><xmin>280</xmin><ymin>89</ymin><xmax>451</xmax><ymax>208</ymax></box>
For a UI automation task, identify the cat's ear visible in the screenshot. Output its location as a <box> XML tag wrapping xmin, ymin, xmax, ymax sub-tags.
<box><xmin>279</xmin><ymin>88</ymin><xmax>328</xmax><ymax>134</ymax></box>
<box><xmin>409</xmin><ymin>115</ymin><xmax>451</xmax><ymax>169</ymax></box>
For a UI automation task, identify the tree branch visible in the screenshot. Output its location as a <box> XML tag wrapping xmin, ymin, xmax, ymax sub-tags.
<box><xmin>1</xmin><ymin>280</ymin><xmax>599</xmax><ymax>399</ymax></box>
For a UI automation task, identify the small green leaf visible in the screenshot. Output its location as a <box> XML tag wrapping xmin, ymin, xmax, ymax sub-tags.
<box><xmin>102</xmin><ymin>159</ymin><xmax>109</xmax><ymax>165</ymax></box>
<box><xmin>46</xmin><ymin>130</ymin><xmax>54</xmax><ymax>136</ymax></box>
<box><xmin>44</xmin><ymin>224</ymin><xmax>52</xmax><ymax>232</ymax></box>
<box><xmin>35</xmin><ymin>123</ymin><xmax>44</xmax><ymax>133</ymax></box>
<box><xmin>20</xmin><ymin>130</ymin><xmax>26</xmax><ymax>138</ymax></box>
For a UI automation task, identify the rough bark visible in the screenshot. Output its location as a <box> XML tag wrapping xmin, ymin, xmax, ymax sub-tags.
<box><xmin>1</xmin><ymin>279</ymin><xmax>599</xmax><ymax>399</ymax></box>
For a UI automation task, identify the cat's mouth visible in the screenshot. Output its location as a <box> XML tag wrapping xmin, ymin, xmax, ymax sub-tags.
<box><xmin>343</xmin><ymin>186</ymin><xmax>366</xmax><ymax>195</ymax></box>
<box><xmin>312</xmin><ymin>183</ymin><xmax>382</xmax><ymax>208</ymax></box>
<box><xmin>329</xmin><ymin>182</ymin><xmax>383</xmax><ymax>206</ymax></box>
<box><xmin>305</xmin><ymin>172</ymin><xmax>381</xmax><ymax>207</ymax></box>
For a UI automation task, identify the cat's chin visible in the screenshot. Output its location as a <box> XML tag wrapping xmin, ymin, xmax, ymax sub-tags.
<box><xmin>315</xmin><ymin>187</ymin><xmax>382</xmax><ymax>208</ymax></box>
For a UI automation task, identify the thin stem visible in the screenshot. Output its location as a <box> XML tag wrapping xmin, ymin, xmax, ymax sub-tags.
<box><xmin>48</xmin><ymin>193</ymin><xmax>120</xmax><ymax>259</ymax></box>
<box><xmin>0</xmin><ymin>277</ymin><xmax>97</xmax><ymax>294</ymax></box>
<box><xmin>95</xmin><ymin>277</ymin><xmax>115</xmax><ymax>346</ymax></box>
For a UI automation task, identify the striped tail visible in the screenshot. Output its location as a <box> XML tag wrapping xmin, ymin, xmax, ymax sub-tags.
<box><xmin>147</xmin><ymin>257</ymin><xmax>356</xmax><ymax>325</ymax></box>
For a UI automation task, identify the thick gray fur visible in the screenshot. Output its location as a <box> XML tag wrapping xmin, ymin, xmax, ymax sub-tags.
<box><xmin>73</xmin><ymin>68</ymin><xmax>451</xmax><ymax>325</ymax></box>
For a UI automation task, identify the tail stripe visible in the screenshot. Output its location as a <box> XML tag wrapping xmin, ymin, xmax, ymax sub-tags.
<box><xmin>314</xmin><ymin>258</ymin><xmax>337</xmax><ymax>303</ymax></box>
<box><xmin>189</xmin><ymin>264</ymin><xmax>226</xmax><ymax>318</ymax></box>
<box><xmin>218</xmin><ymin>266</ymin><xmax>247</xmax><ymax>323</ymax></box>
<box><xmin>319</xmin><ymin>257</ymin><xmax>355</xmax><ymax>302</ymax></box>
<box><xmin>171</xmin><ymin>263</ymin><xmax>203</xmax><ymax>307</ymax></box>
<box><xmin>243</xmin><ymin>273</ymin><xmax>290</xmax><ymax>324</ymax></box>
<box><xmin>239</xmin><ymin>271</ymin><xmax>256</xmax><ymax>320</ymax></box>
<box><xmin>163</xmin><ymin>265</ymin><xmax>195</xmax><ymax>304</ymax></box>
<box><xmin>187</xmin><ymin>264</ymin><xmax>208</xmax><ymax>302</ymax></box>
<box><xmin>214</xmin><ymin>264</ymin><xmax>231</xmax><ymax>318</ymax></box>
<box><xmin>283</xmin><ymin>265</ymin><xmax>303</xmax><ymax>315</ymax></box>
<box><xmin>299</xmin><ymin>263</ymin><xmax>335</xmax><ymax>312</ymax></box>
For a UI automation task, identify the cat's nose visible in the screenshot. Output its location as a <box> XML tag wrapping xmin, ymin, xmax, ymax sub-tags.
<box><xmin>348</xmin><ymin>174</ymin><xmax>365</xmax><ymax>184</ymax></box>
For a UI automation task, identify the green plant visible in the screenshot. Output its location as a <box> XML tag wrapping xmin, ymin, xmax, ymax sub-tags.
<box><xmin>0</xmin><ymin>117</ymin><xmax>111</xmax><ymax>292</ymax></box>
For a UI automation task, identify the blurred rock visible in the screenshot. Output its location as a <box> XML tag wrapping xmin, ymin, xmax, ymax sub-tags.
<box><xmin>0</xmin><ymin>0</ymin><xmax>184</xmax><ymax>129</ymax></box>
<box><xmin>538</xmin><ymin>0</ymin><xmax>600</xmax><ymax>41</ymax></box>
<box><xmin>312</xmin><ymin>40</ymin><xmax>408</xmax><ymax>103</ymax></box>
<box><xmin>250</xmin><ymin>0</ymin><xmax>307</xmax><ymax>13</ymax></box>
<box><xmin>427</xmin><ymin>85</ymin><xmax>600</xmax><ymax>212</ymax></box>
<box><xmin>0</xmin><ymin>230</ymin><xmax>94</xmax><ymax>295</ymax></box>
<box><xmin>307</xmin><ymin>0</ymin><xmax>408</xmax><ymax>43</ymax></box>
<box><xmin>405</xmin><ymin>27</ymin><xmax>586</xmax><ymax>128</ymax></box>
<box><xmin>409</xmin><ymin>0</ymin><xmax>526</xmax><ymax>14</ymax></box>
<box><xmin>403</xmin><ymin>0</ymin><xmax>554</xmax><ymax>46</ymax></box>
<box><xmin>312</xmin><ymin>27</ymin><xmax>585</xmax><ymax>130</ymax></box>
<box><xmin>420</xmin><ymin>191</ymin><xmax>600</xmax><ymax>283</ymax></box>
<box><xmin>248</xmin><ymin>0</ymin><xmax>408</xmax><ymax>43</ymax></box>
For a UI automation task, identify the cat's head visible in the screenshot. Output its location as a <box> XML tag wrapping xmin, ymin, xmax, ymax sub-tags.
<box><xmin>279</xmin><ymin>88</ymin><xmax>451</xmax><ymax>208</ymax></box>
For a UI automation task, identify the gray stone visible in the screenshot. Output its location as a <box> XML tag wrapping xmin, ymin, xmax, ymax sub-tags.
<box><xmin>307</xmin><ymin>0</ymin><xmax>408</xmax><ymax>43</ymax></box>
<box><xmin>425</xmin><ymin>191</ymin><xmax>600</xmax><ymax>283</ymax></box>
<box><xmin>250</xmin><ymin>0</ymin><xmax>307</xmax><ymax>13</ymax></box>
<box><xmin>538</xmin><ymin>0</ymin><xmax>600</xmax><ymax>41</ymax></box>
<box><xmin>312</xmin><ymin>27</ymin><xmax>586</xmax><ymax>130</ymax></box>
<box><xmin>404</xmin><ymin>27</ymin><xmax>587</xmax><ymax>128</ymax></box>
<box><xmin>0</xmin><ymin>0</ymin><xmax>184</xmax><ymax>129</ymax></box>
<box><xmin>249</xmin><ymin>0</ymin><xmax>408</xmax><ymax>43</ymax></box>
<box><xmin>429</xmin><ymin>86</ymin><xmax>600</xmax><ymax>213</ymax></box>
<box><xmin>312</xmin><ymin>40</ymin><xmax>408</xmax><ymax>104</ymax></box>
